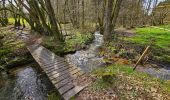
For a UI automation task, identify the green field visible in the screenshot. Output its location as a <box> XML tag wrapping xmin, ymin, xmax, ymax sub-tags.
<box><xmin>127</xmin><ymin>27</ymin><xmax>170</xmax><ymax>50</ymax></box>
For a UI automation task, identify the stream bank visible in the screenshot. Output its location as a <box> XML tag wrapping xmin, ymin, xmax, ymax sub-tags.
<box><xmin>66</xmin><ymin>31</ymin><xmax>170</xmax><ymax>80</ymax></box>
<box><xmin>0</xmin><ymin>26</ymin><xmax>35</xmax><ymax>71</ymax></box>
<box><xmin>66</xmin><ymin>31</ymin><xmax>105</xmax><ymax>72</ymax></box>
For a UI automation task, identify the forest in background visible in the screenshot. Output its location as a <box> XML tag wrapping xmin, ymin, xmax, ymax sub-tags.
<box><xmin>0</xmin><ymin>0</ymin><xmax>170</xmax><ymax>100</ymax></box>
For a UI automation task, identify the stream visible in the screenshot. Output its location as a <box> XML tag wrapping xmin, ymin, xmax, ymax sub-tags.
<box><xmin>0</xmin><ymin>31</ymin><xmax>170</xmax><ymax>100</ymax></box>
<box><xmin>144</xmin><ymin>66</ymin><xmax>170</xmax><ymax>80</ymax></box>
<box><xmin>0</xmin><ymin>63</ymin><xmax>58</xmax><ymax>100</ymax></box>
<box><xmin>66</xmin><ymin>31</ymin><xmax>170</xmax><ymax>80</ymax></box>
<box><xmin>66</xmin><ymin>31</ymin><xmax>105</xmax><ymax>72</ymax></box>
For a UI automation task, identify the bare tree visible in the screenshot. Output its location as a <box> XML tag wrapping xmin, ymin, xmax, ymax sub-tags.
<box><xmin>103</xmin><ymin>0</ymin><xmax>122</xmax><ymax>42</ymax></box>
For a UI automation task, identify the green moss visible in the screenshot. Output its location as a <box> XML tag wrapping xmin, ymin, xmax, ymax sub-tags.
<box><xmin>3</xmin><ymin>54</ymin><xmax>34</xmax><ymax>69</ymax></box>
<box><xmin>42</xmin><ymin>31</ymin><xmax>94</xmax><ymax>55</ymax></box>
<box><xmin>0</xmin><ymin>27</ymin><xmax>29</xmax><ymax>70</ymax></box>
<box><xmin>92</xmin><ymin>77</ymin><xmax>114</xmax><ymax>91</ymax></box>
<box><xmin>0</xmin><ymin>48</ymin><xmax>10</xmax><ymax>58</ymax></box>
<box><xmin>65</xmin><ymin>32</ymin><xmax>93</xmax><ymax>51</ymax></box>
<box><xmin>48</xmin><ymin>91</ymin><xmax>61</xmax><ymax>100</ymax></box>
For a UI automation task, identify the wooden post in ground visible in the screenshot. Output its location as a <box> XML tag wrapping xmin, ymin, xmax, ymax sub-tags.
<box><xmin>133</xmin><ymin>46</ymin><xmax>150</xmax><ymax>70</ymax></box>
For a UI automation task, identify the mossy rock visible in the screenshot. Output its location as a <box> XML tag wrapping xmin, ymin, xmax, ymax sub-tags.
<box><xmin>0</xmin><ymin>35</ymin><xmax>4</xmax><ymax>39</ymax></box>
<box><xmin>4</xmin><ymin>55</ymin><xmax>34</xmax><ymax>69</ymax></box>
<box><xmin>48</xmin><ymin>91</ymin><xmax>61</xmax><ymax>100</ymax></box>
<box><xmin>101</xmin><ymin>74</ymin><xmax>116</xmax><ymax>84</ymax></box>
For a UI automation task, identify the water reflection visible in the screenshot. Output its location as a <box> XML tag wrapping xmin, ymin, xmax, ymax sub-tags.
<box><xmin>144</xmin><ymin>67</ymin><xmax>170</xmax><ymax>80</ymax></box>
<box><xmin>0</xmin><ymin>64</ymin><xmax>56</xmax><ymax>100</ymax></box>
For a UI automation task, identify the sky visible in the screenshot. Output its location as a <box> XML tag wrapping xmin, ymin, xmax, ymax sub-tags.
<box><xmin>144</xmin><ymin>0</ymin><xmax>166</xmax><ymax>14</ymax></box>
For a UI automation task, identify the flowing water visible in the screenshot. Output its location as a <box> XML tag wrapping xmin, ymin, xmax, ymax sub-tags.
<box><xmin>0</xmin><ymin>64</ymin><xmax>57</xmax><ymax>100</ymax></box>
<box><xmin>144</xmin><ymin>67</ymin><xmax>170</xmax><ymax>80</ymax></box>
<box><xmin>66</xmin><ymin>31</ymin><xmax>105</xmax><ymax>72</ymax></box>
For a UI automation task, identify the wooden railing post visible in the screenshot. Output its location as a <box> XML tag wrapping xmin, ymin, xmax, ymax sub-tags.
<box><xmin>133</xmin><ymin>46</ymin><xmax>150</xmax><ymax>70</ymax></box>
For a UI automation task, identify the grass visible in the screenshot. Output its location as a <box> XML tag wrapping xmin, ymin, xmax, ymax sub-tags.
<box><xmin>91</xmin><ymin>64</ymin><xmax>170</xmax><ymax>99</ymax></box>
<box><xmin>122</xmin><ymin>26</ymin><xmax>170</xmax><ymax>63</ymax></box>
<box><xmin>126</xmin><ymin>27</ymin><xmax>170</xmax><ymax>50</ymax></box>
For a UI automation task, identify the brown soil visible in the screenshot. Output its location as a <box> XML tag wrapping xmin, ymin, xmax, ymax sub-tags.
<box><xmin>115</xmin><ymin>28</ymin><xmax>136</xmax><ymax>37</ymax></box>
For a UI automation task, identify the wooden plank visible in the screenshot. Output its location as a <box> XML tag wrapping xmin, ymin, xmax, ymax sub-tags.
<box><xmin>53</xmin><ymin>72</ymin><xmax>85</xmax><ymax>89</ymax></box>
<box><xmin>28</xmin><ymin>47</ymin><xmax>64</xmax><ymax>61</ymax></box>
<box><xmin>69</xmin><ymin>67</ymin><xmax>84</xmax><ymax>75</ymax></box>
<box><xmin>51</xmin><ymin>70</ymin><xmax>84</xmax><ymax>84</ymax></box>
<box><xmin>35</xmin><ymin>58</ymin><xmax>56</xmax><ymax>65</ymax></box>
<box><xmin>36</xmin><ymin>60</ymin><xmax>65</xmax><ymax>67</ymax></box>
<box><xmin>62</xmin><ymin>74</ymin><xmax>89</xmax><ymax>100</ymax></box>
<box><xmin>49</xmin><ymin>67</ymin><xmax>79</xmax><ymax>80</ymax></box>
<box><xmin>43</xmin><ymin>63</ymin><xmax>68</xmax><ymax>71</ymax></box>
<box><xmin>44</xmin><ymin>64</ymin><xmax>69</xmax><ymax>73</ymax></box>
<box><xmin>34</xmin><ymin>53</ymin><xmax>58</xmax><ymax>60</ymax></box>
<box><xmin>42</xmin><ymin>60</ymin><xmax>67</xmax><ymax>68</ymax></box>
<box><xmin>46</xmin><ymin>65</ymin><xmax>71</xmax><ymax>77</ymax></box>
<box><xmin>34</xmin><ymin>54</ymin><xmax>61</xmax><ymax>61</ymax></box>
<box><xmin>51</xmin><ymin>74</ymin><xmax>72</xmax><ymax>85</ymax></box>
<box><xmin>45</xmin><ymin>65</ymin><xmax>72</xmax><ymax>75</ymax></box>
<box><xmin>42</xmin><ymin>61</ymin><xmax>65</xmax><ymax>66</ymax></box>
<box><xmin>63</xmin><ymin>86</ymin><xmax>87</xmax><ymax>100</ymax></box>
<box><xmin>54</xmin><ymin>78</ymin><xmax>73</xmax><ymax>89</ymax></box>
<box><xmin>57</xmin><ymin>83</ymin><xmax>74</xmax><ymax>95</ymax></box>
<box><xmin>33</xmin><ymin>47</ymin><xmax>65</xmax><ymax>60</ymax></box>
<box><xmin>47</xmin><ymin>66</ymin><xmax>77</xmax><ymax>78</ymax></box>
<box><xmin>27</xmin><ymin>44</ymin><xmax>87</xmax><ymax>100</ymax></box>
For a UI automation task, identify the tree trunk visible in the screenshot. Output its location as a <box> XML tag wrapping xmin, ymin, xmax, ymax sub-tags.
<box><xmin>103</xmin><ymin>0</ymin><xmax>122</xmax><ymax>42</ymax></box>
<box><xmin>1</xmin><ymin>0</ymin><xmax>8</xmax><ymax>26</ymax></box>
<box><xmin>82</xmin><ymin>0</ymin><xmax>85</xmax><ymax>28</ymax></box>
<box><xmin>103</xmin><ymin>0</ymin><xmax>113</xmax><ymax>41</ymax></box>
<box><xmin>44</xmin><ymin>0</ymin><xmax>64</xmax><ymax>43</ymax></box>
<box><xmin>111</xmin><ymin>0</ymin><xmax>122</xmax><ymax>29</ymax></box>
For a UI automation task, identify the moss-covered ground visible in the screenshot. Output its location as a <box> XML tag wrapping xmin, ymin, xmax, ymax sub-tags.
<box><xmin>76</xmin><ymin>25</ymin><xmax>170</xmax><ymax>99</ymax></box>
<box><xmin>42</xmin><ymin>29</ymin><xmax>94</xmax><ymax>56</ymax></box>
<box><xmin>116</xmin><ymin>25</ymin><xmax>170</xmax><ymax>64</ymax></box>
<box><xmin>76</xmin><ymin>64</ymin><xmax>170</xmax><ymax>100</ymax></box>
<box><xmin>0</xmin><ymin>26</ymin><xmax>33</xmax><ymax>70</ymax></box>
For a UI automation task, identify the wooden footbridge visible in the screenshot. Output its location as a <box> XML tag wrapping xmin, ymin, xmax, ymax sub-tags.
<box><xmin>27</xmin><ymin>43</ymin><xmax>87</xmax><ymax>100</ymax></box>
